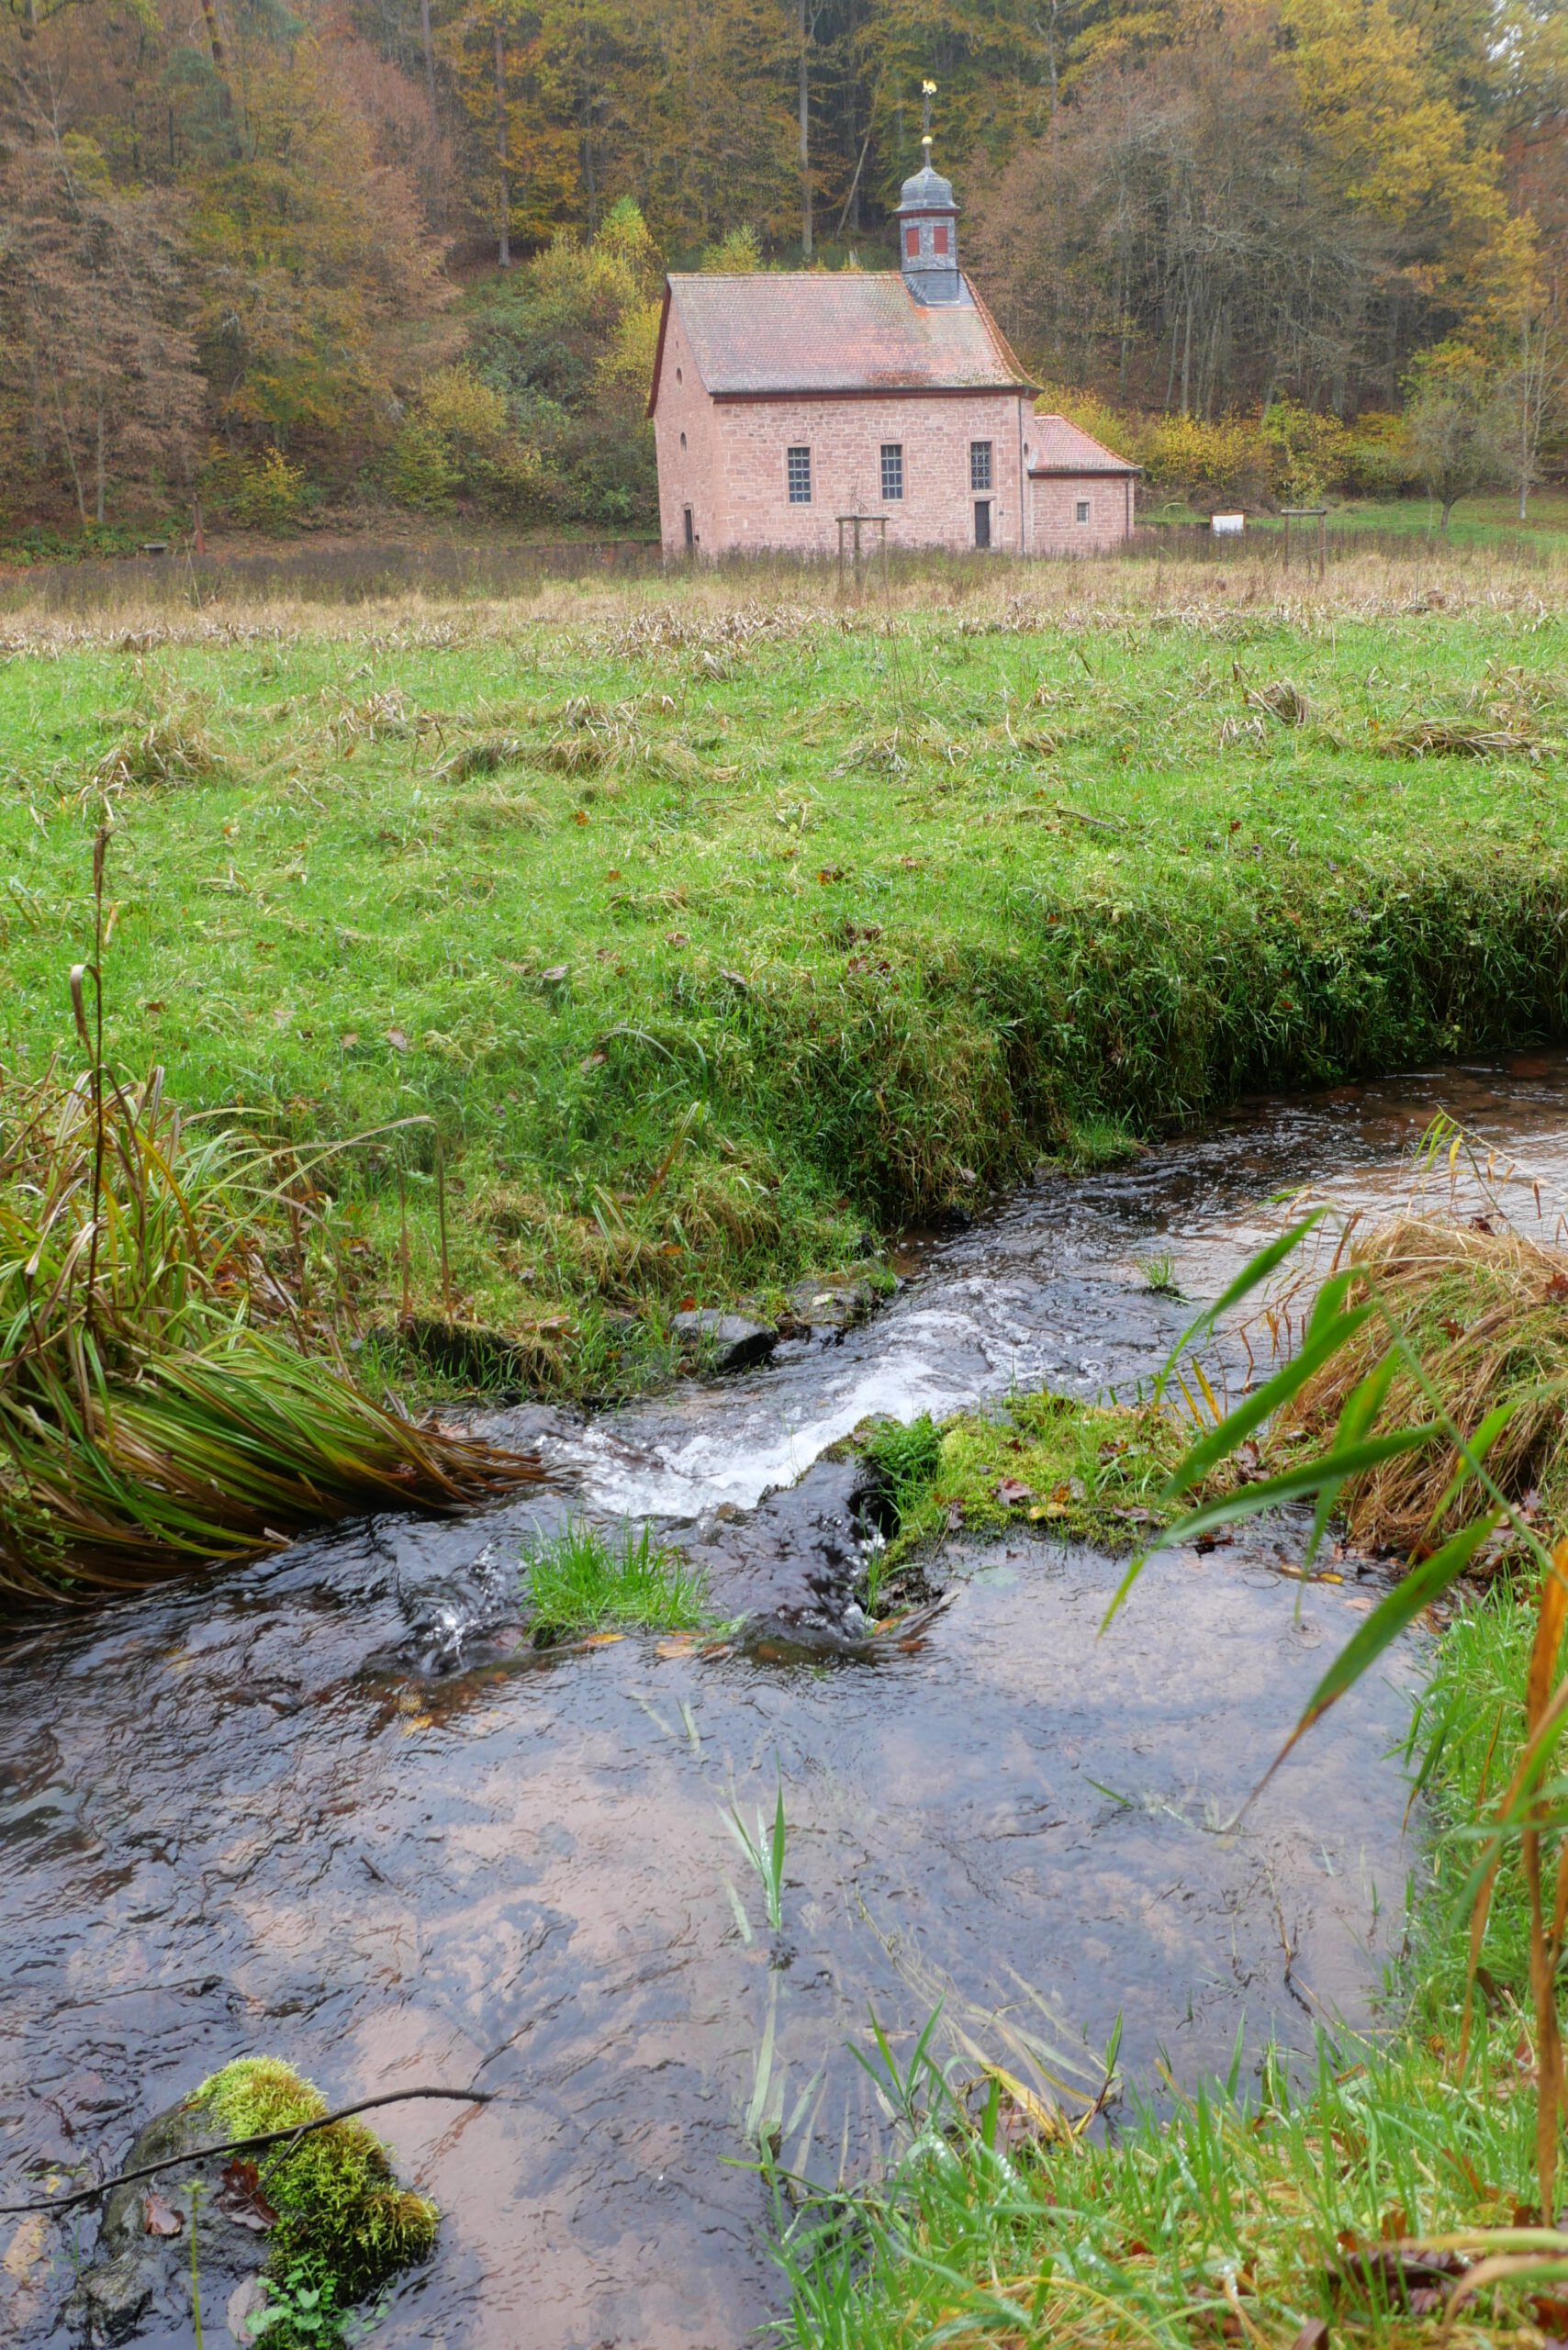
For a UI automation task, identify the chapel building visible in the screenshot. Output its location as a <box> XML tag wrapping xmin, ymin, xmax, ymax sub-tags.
<box><xmin>648</xmin><ymin>141</ymin><xmax>1138</xmax><ymax>562</ymax></box>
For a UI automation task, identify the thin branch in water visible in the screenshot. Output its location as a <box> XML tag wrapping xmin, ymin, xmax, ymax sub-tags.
<box><xmin>0</xmin><ymin>2086</ymin><xmax>494</xmax><ymax>2219</ymax></box>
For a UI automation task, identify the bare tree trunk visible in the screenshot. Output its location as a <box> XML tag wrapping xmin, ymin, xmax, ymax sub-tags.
<box><xmin>798</xmin><ymin>0</ymin><xmax>812</xmax><ymax>262</ymax></box>
<box><xmin>494</xmin><ymin>19</ymin><xmax>511</xmax><ymax>268</ymax></box>
<box><xmin>95</xmin><ymin>397</ymin><xmax>106</xmax><ymax>525</ymax></box>
<box><xmin>50</xmin><ymin>371</ymin><xmax>87</xmax><ymax>527</ymax></box>
<box><xmin>196</xmin><ymin>0</ymin><xmax>226</xmax><ymax>77</ymax></box>
<box><xmin>419</xmin><ymin>0</ymin><xmax>438</xmax><ymax>123</ymax></box>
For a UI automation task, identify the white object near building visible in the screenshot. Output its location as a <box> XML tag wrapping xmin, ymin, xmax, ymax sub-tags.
<box><xmin>1211</xmin><ymin>512</ymin><xmax>1246</xmax><ymax>535</ymax></box>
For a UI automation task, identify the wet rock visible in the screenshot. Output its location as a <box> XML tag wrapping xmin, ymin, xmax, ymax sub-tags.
<box><xmin>64</xmin><ymin>2101</ymin><xmax>269</xmax><ymax>2345</ymax></box>
<box><xmin>777</xmin><ymin>1275</ymin><xmax>890</xmax><ymax>1337</ymax></box>
<box><xmin>671</xmin><ymin>1310</ymin><xmax>778</xmax><ymax>1373</ymax></box>
<box><xmin>685</xmin><ymin>1454</ymin><xmax>881</xmax><ymax>1651</ymax></box>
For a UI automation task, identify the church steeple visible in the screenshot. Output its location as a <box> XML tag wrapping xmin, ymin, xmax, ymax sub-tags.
<box><xmin>897</xmin><ymin>81</ymin><xmax>961</xmax><ymax>305</ymax></box>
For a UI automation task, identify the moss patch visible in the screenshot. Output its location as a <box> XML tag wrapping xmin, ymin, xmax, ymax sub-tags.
<box><xmin>196</xmin><ymin>2058</ymin><xmax>437</xmax><ymax>2307</ymax></box>
<box><xmin>865</xmin><ymin>1390</ymin><xmax>1190</xmax><ymax>1580</ymax></box>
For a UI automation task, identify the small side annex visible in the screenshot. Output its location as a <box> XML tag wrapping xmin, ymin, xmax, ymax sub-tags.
<box><xmin>647</xmin><ymin>144</ymin><xmax>1138</xmax><ymax>563</ymax></box>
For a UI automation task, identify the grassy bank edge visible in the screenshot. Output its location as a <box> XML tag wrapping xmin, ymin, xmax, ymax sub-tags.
<box><xmin>786</xmin><ymin>1409</ymin><xmax>1540</xmax><ymax>2350</ymax></box>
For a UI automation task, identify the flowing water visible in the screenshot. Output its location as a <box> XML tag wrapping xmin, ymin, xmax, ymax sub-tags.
<box><xmin>5</xmin><ymin>1055</ymin><xmax>1568</xmax><ymax>2350</ymax></box>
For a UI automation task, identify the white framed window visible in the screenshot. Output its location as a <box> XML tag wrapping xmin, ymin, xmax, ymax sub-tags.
<box><xmin>787</xmin><ymin>446</ymin><xmax>812</xmax><ymax>504</ymax></box>
<box><xmin>880</xmin><ymin>443</ymin><xmax>904</xmax><ymax>501</ymax></box>
<box><xmin>1075</xmin><ymin>498</ymin><xmax>1091</xmax><ymax>523</ymax></box>
<box><xmin>969</xmin><ymin>441</ymin><xmax>992</xmax><ymax>491</ymax></box>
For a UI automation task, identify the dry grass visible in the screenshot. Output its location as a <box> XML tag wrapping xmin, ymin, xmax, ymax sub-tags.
<box><xmin>1384</xmin><ymin>718</ymin><xmax>1540</xmax><ymax>757</ymax></box>
<box><xmin>0</xmin><ymin>541</ymin><xmax>1563</xmax><ymax>663</ymax></box>
<box><xmin>86</xmin><ymin>707</ymin><xmax>228</xmax><ymax>795</ymax></box>
<box><xmin>1274</xmin><ymin>1214</ymin><xmax>1568</xmax><ymax>1559</ymax></box>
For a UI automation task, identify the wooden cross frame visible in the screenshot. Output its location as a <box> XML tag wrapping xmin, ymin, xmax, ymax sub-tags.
<box><xmin>1281</xmin><ymin>507</ymin><xmax>1328</xmax><ymax>579</ymax></box>
<box><xmin>836</xmin><ymin>512</ymin><xmax>889</xmax><ymax>596</ymax></box>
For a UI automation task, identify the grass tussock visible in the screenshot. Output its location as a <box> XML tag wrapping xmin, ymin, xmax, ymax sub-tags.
<box><xmin>521</xmin><ymin>1517</ymin><xmax>711</xmax><ymax>1640</ymax></box>
<box><xmin>0</xmin><ymin>1061</ymin><xmax>543</xmax><ymax>1607</ymax></box>
<box><xmin>198</xmin><ymin>2056</ymin><xmax>437</xmax><ymax>2307</ymax></box>
<box><xmin>437</xmin><ymin>733</ymin><xmax>529</xmax><ymax>780</ymax></box>
<box><xmin>1276</xmin><ymin>1214</ymin><xmax>1568</xmax><ymax>1558</ymax></box>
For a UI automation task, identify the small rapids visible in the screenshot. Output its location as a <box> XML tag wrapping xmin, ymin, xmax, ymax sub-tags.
<box><xmin>2</xmin><ymin>1056</ymin><xmax>1565</xmax><ymax>2349</ymax></box>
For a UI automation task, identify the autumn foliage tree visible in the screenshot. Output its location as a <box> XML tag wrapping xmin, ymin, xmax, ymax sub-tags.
<box><xmin>0</xmin><ymin>130</ymin><xmax>204</xmax><ymax>527</ymax></box>
<box><xmin>0</xmin><ymin>0</ymin><xmax>1562</xmax><ymax>537</ymax></box>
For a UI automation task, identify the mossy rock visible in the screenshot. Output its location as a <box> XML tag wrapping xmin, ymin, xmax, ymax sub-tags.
<box><xmin>197</xmin><ymin>2058</ymin><xmax>438</xmax><ymax>2304</ymax></box>
<box><xmin>64</xmin><ymin>2059</ymin><xmax>435</xmax><ymax>2346</ymax></box>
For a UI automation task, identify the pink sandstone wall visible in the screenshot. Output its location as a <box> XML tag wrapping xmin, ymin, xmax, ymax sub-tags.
<box><xmin>1029</xmin><ymin>472</ymin><xmax>1135</xmax><ymax>554</ymax></box>
<box><xmin>658</xmin><ymin>381</ymin><xmax>1034</xmax><ymax>558</ymax></box>
<box><xmin>653</xmin><ymin>308</ymin><xmax>729</xmax><ymax>558</ymax></box>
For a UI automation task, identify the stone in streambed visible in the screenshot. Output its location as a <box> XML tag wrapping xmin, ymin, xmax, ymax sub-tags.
<box><xmin>63</xmin><ymin>2102</ymin><xmax>268</xmax><ymax>2344</ymax></box>
<box><xmin>671</xmin><ymin>1309</ymin><xmax>778</xmax><ymax>1372</ymax></box>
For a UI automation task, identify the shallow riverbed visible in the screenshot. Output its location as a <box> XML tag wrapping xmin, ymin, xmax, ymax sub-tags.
<box><xmin>4</xmin><ymin>1054</ymin><xmax>1566</xmax><ymax>2349</ymax></box>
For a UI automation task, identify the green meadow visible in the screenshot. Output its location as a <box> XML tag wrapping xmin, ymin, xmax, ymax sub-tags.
<box><xmin>1</xmin><ymin>549</ymin><xmax>1563</xmax><ymax>1392</ymax></box>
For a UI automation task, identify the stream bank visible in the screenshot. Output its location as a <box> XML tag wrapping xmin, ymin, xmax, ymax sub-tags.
<box><xmin>3</xmin><ymin>1055</ymin><xmax>1566</xmax><ymax>2348</ymax></box>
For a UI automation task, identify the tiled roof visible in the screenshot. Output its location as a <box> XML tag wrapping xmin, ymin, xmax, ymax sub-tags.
<box><xmin>1028</xmin><ymin>414</ymin><xmax>1139</xmax><ymax>474</ymax></box>
<box><xmin>653</xmin><ymin>273</ymin><xmax>1034</xmax><ymax>403</ymax></box>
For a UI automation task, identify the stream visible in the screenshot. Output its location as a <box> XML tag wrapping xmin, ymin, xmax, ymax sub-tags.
<box><xmin>5</xmin><ymin>1054</ymin><xmax>1568</xmax><ymax>2349</ymax></box>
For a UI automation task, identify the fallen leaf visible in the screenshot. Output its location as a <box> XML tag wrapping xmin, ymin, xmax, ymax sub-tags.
<box><xmin>340</xmin><ymin>1031</ymin><xmax>359</xmax><ymax>1048</ymax></box>
<box><xmin>665</xmin><ymin>931</ymin><xmax>689</xmax><ymax>946</ymax></box>
<box><xmin>217</xmin><ymin>2159</ymin><xmax>277</xmax><ymax>2232</ymax></box>
<box><xmin>572</xmin><ymin>808</ymin><xmax>589</xmax><ymax>825</ymax></box>
<box><xmin>995</xmin><ymin>1476</ymin><xmax>1034</xmax><ymax>1506</ymax></box>
<box><xmin>1331</xmin><ymin>2243</ymin><xmax>1466</xmax><ymax>2309</ymax></box>
<box><xmin>1288</xmin><ymin>2324</ymin><xmax>1328</xmax><ymax>2350</ymax></box>
<box><xmin>385</xmin><ymin>1027</ymin><xmax>409</xmax><ymax>1052</ymax></box>
<box><xmin>143</xmin><ymin>2191</ymin><xmax>185</xmax><ymax>2238</ymax></box>
<box><xmin>578</xmin><ymin>1631</ymin><xmax>625</xmax><ymax>1650</ymax></box>
<box><xmin>604</xmin><ymin>867</ymin><xmax>622</xmax><ymax>880</ymax></box>
<box><xmin>540</xmin><ymin>965</ymin><xmax>569</xmax><ymax>984</ymax></box>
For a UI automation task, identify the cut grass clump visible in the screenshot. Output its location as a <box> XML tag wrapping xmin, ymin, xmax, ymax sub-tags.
<box><xmin>88</xmin><ymin>709</ymin><xmax>228</xmax><ymax>794</ymax></box>
<box><xmin>1275</xmin><ymin>1211</ymin><xmax>1568</xmax><ymax>1558</ymax></box>
<box><xmin>0</xmin><ymin>1062</ymin><xmax>545</xmax><ymax>1607</ymax></box>
<box><xmin>521</xmin><ymin>1516</ymin><xmax>711</xmax><ymax>1640</ymax></box>
<box><xmin>197</xmin><ymin>2057</ymin><xmax>436</xmax><ymax>2311</ymax></box>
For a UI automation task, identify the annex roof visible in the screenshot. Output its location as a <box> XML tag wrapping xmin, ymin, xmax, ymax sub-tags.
<box><xmin>649</xmin><ymin>273</ymin><xmax>1036</xmax><ymax>410</ymax></box>
<box><xmin>1028</xmin><ymin>414</ymin><xmax>1140</xmax><ymax>475</ymax></box>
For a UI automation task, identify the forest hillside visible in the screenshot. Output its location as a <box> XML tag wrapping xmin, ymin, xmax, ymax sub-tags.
<box><xmin>1</xmin><ymin>0</ymin><xmax>1562</xmax><ymax>546</ymax></box>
